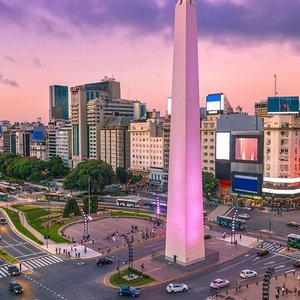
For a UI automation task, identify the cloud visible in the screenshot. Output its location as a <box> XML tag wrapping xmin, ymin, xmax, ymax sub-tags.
<box><xmin>0</xmin><ymin>74</ymin><xmax>19</xmax><ymax>88</ymax></box>
<box><xmin>4</xmin><ymin>56</ymin><xmax>17</xmax><ymax>63</ymax></box>
<box><xmin>1</xmin><ymin>0</ymin><xmax>300</xmax><ymax>47</ymax></box>
<box><xmin>32</xmin><ymin>57</ymin><xmax>42</xmax><ymax>67</ymax></box>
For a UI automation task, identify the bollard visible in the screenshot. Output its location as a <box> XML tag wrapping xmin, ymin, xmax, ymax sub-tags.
<box><xmin>256</xmin><ymin>282</ymin><xmax>258</xmax><ymax>285</ymax></box>
<box><xmin>275</xmin><ymin>276</ymin><xmax>277</xmax><ymax>280</ymax></box>
<box><xmin>285</xmin><ymin>274</ymin><xmax>287</xmax><ymax>277</ymax></box>
<box><xmin>293</xmin><ymin>271</ymin><xmax>295</xmax><ymax>275</ymax></box>
<box><xmin>226</xmin><ymin>291</ymin><xmax>228</xmax><ymax>294</ymax></box>
<box><xmin>246</xmin><ymin>285</ymin><xmax>248</xmax><ymax>288</ymax></box>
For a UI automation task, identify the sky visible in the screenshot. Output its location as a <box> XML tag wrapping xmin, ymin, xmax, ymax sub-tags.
<box><xmin>0</xmin><ymin>0</ymin><xmax>300</xmax><ymax>122</ymax></box>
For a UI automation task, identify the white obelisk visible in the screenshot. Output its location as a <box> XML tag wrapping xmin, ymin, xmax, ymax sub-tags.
<box><xmin>165</xmin><ymin>0</ymin><xmax>205</xmax><ymax>266</ymax></box>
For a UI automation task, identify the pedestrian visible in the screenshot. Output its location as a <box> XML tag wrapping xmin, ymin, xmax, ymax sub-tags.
<box><xmin>19</xmin><ymin>262</ymin><xmax>22</xmax><ymax>271</ymax></box>
<box><xmin>78</xmin><ymin>253</ymin><xmax>80</xmax><ymax>259</ymax></box>
<box><xmin>239</xmin><ymin>234</ymin><xmax>242</xmax><ymax>241</ymax></box>
<box><xmin>71</xmin><ymin>245</ymin><xmax>73</xmax><ymax>252</ymax></box>
<box><xmin>84</xmin><ymin>246</ymin><xmax>87</xmax><ymax>254</ymax></box>
<box><xmin>55</xmin><ymin>247</ymin><xmax>58</xmax><ymax>254</ymax></box>
<box><xmin>282</xmin><ymin>286</ymin><xmax>285</xmax><ymax>296</ymax></box>
<box><xmin>141</xmin><ymin>263</ymin><xmax>145</xmax><ymax>272</ymax></box>
<box><xmin>59</xmin><ymin>247</ymin><xmax>61</xmax><ymax>254</ymax></box>
<box><xmin>98</xmin><ymin>244</ymin><xmax>101</xmax><ymax>251</ymax></box>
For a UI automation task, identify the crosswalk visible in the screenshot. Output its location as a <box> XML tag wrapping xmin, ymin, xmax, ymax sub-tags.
<box><xmin>257</xmin><ymin>242</ymin><xmax>285</xmax><ymax>253</ymax></box>
<box><xmin>257</xmin><ymin>242</ymin><xmax>300</xmax><ymax>260</ymax></box>
<box><xmin>0</xmin><ymin>255</ymin><xmax>63</xmax><ymax>279</ymax></box>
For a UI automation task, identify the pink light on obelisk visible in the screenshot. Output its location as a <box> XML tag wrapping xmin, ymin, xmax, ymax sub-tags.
<box><xmin>165</xmin><ymin>0</ymin><xmax>205</xmax><ymax>266</ymax></box>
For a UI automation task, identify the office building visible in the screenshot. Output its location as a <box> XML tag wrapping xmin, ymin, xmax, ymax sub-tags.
<box><xmin>49</xmin><ymin>85</ymin><xmax>69</xmax><ymax>121</ymax></box>
<box><xmin>100</xmin><ymin>116</ymin><xmax>131</xmax><ymax>171</ymax></box>
<box><xmin>255</xmin><ymin>100</ymin><xmax>268</xmax><ymax>120</ymax></box>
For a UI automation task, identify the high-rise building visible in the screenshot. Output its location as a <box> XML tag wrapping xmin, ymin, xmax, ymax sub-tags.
<box><xmin>49</xmin><ymin>85</ymin><xmax>69</xmax><ymax>121</ymax></box>
<box><xmin>70</xmin><ymin>77</ymin><xmax>121</xmax><ymax>166</ymax></box>
<box><xmin>56</xmin><ymin>123</ymin><xmax>72</xmax><ymax>168</ymax></box>
<box><xmin>100</xmin><ymin>116</ymin><xmax>131</xmax><ymax>171</ymax></box>
<box><xmin>262</xmin><ymin>114</ymin><xmax>300</xmax><ymax>207</ymax></box>
<box><xmin>165</xmin><ymin>0</ymin><xmax>205</xmax><ymax>265</ymax></box>
<box><xmin>0</xmin><ymin>120</ymin><xmax>11</xmax><ymax>134</ymax></box>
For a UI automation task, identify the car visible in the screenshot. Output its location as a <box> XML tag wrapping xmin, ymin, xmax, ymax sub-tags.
<box><xmin>210</xmin><ymin>279</ymin><xmax>230</xmax><ymax>289</ymax></box>
<box><xmin>166</xmin><ymin>283</ymin><xmax>188</xmax><ymax>293</ymax></box>
<box><xmin>257</xmin><ymin>248</ymin><xmax>269</xmax><ymax>256</ymax></box>
<box><xmin>294</xmin><ymin>260</ymin><xmax>300</xmax><ymax>267</ymax></box>
<box><xmin>204</xmin><ymin>233</ymin><xmax>212</xmax><ymax>239</ymax></box>
<box><xmin>240</xmin><ymin>269</ymin><xmax>258</xmax><ymax>279</ymax></box>
<box><xmin>0</xmin><ymin>218</ymin><xmax>7</xmax><ymax>225</ymax></box>
<box><xmin>9</xmin><ymin>281</ymin><xmax>23</xmax><ymax>294</ymax></box>
<box><xmin>238</xmin><ymin>214</ymin><xmax>250</xmax><ymax>219</ymax></box>
<box><xmin>7</xmin><ymin>265</ymin><xmax>20</xmax><ymax>276</ymax></box>
<box><xmin>287</xmin><ymin>221</ymin><xmax>299</xmax><ymax>228</ymax></box>
<box><xmin>96</xmin><ymin>257</ymin><xmax>113</xmax><ymax>266</ymax></box>
<box><xmin>118</xmin><ymin>285</ymin><xmax>140</xmax><ymax>297</ymax></box>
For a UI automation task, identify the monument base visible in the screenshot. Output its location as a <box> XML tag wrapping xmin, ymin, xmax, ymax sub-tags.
<box><xmin>152</xmin><ymin>248</ymin><xmax>219</xmax><ymax>271</ymax></box>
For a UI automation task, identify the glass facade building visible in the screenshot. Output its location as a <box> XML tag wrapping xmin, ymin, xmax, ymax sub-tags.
<box><xmin>49</xmin><ymin>85</ymin><xmax>69</xmax><ymax>121</ymax></box>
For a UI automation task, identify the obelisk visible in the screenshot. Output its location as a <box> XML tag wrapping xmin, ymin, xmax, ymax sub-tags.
<box><xmin>165</xmin><ymin>0</ymin><xmax>205</xmax><ymax>266</ymax></box>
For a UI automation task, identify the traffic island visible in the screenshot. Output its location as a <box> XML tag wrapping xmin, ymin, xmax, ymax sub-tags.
<box><xmin>0</xmin><ymin>248</ymin><xmax>19</xmax><ymax>264</ymax></box>
<box><xmin>109</xmin><ymin>268</ymin><xmax>155</xmax><ymax>287</ymax></box>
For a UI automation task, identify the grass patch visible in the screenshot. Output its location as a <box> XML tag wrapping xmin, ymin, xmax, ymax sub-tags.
<box><xmin>108</xmin><ymin>210</ymin><xmax>154</xmax><ymax>220</ymax></box>
<box><xmin>2</xmin><ymin>208</ymin><xmax>43</xmax><ymax>245</ymax></box>
<box><xmin>12</xmin><ymin>205</ymin><xmax>70</xmax><ymax>243</ymax></box>
<box><xmin>0</xmin><ymin>248</ymin><xmax>19</xmax><ymax>264</ymax></box>
<box><xmin>110</xmin><ymin>268</ymin><xmax>155</xmax><ymax>287</ymax></box>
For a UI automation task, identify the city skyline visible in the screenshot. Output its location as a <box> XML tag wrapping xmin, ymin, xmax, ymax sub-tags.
<box><xmin>1</xmin><ymin>0</ymin><xmax>300</xmax><ymax>122</ymax></box>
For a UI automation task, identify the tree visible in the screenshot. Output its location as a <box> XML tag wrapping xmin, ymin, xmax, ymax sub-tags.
<box><xmin>0</xmin><ymin>152</ymin><xmax>17</xmax><ymax>174</ymax></box>
<box><xmin>47</xmin><ymin>156</ymin><xmax>69</xmax><ymax>178</ymax></box>
<box><xmin>63</xmin><ymin>160</ymin><xmax>115</xmax><ymax>193</ymax></box>
<box><xmin>83</xmin><ymin>195</ymin><xmax>99</xmax><ymax>214</ymax></box>
<box><xmin>63</xmin><ymin>198</ymin><xmax>81</xmax><ymax>217</ymax></box>
<box><xmin>202</xmin><ymin>171</ymin><xmax>218</xmax><ymax>198</ymax></box>
<box><xmin>116</xmin><ymin>167</ymin><xmax>128</xmax><ymax>184</ymax></box>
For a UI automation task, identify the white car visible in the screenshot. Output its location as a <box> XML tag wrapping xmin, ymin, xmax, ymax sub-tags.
<box><xmin>240</xmin><ymin>269</ymin><xmax>257</xmax><ymax>279</ymax></box>
<box><xmin>238</xmin><ymin>214</ymin><xmax>250</xmax><ymax>219</ymax></box>
<box><xmin>210</xmin><ymin>279</ymin><xmax>230</xmax><ymax>289</ymax></box>
<box><xmin>166</xmin><ymin>283</ymin><xmax>188</xmax><ymax>293</ymax></box>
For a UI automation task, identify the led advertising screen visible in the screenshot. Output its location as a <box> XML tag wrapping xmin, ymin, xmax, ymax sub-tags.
<box><xmin>206</xmin><ymin>93</ymin><xmax>224</xmax><ymax>113</ymax></box>
<box><xmin>32</xmin><ymin>130</ymin><xmax>44</xmax><ymax>141</ymax></box>
<box><xmin>216</xmin><ymin>132</ymin><xmax>230</xmax><ymax>160</ymax></box>
<box><xmin>235</xmin><ymin>138</ymin><xmax>258</xmax><ymax>161</ymax></box>
<box><xmin>233</xmin><ymin>175</ymin><xmax>259</xmax><ymax>194</ymax></box>
<box><xmin>268</xmin><ymin>96</ymin><xmax>299</xmax><ymax>114</ymax></box>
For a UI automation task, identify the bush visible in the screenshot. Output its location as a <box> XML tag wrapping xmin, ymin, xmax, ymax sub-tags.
<box><xmin>63</xmin><ymin>198</ymin><xmax>81</xmax><ymax>217</ymax></box>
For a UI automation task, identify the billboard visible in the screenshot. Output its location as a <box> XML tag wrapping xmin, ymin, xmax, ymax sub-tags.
<box><xmin>235</xmin><ymin>138</ymin><xmax>258</xmax><ymax>161</ymax></box>
<box><xmin>32</xmin><ymin>130</ymin><xmax>44</xmax><ymax>141</ymax></box>
<box><xmin>268</xmin><ymin>96</ymin><xmax>299</xmax><ymax>114</ymax></box>
<box><xmin>216</xmin><ymin>132</ymin><xmax>230</xmax><ymax>160</ymax></box>
<box><xmin>206</xmin><ymin>93</ymin><xmax>224</xmax><ymax>113</ymax></box>
<box><xmin>233</xmin><ymin>175</ymin><xmax>259</xmax><ymax>194</ymax></box>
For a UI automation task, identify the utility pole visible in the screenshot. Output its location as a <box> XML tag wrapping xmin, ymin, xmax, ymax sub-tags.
<box><xmin>88</xmin><ymin>176</ymin><xmax>91</xmax><ymax>216</ymax></box>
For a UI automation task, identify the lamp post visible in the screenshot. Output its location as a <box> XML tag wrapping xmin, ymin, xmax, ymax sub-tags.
<box><xmin>231</xmin><ymin>209</ymin><xmax>238</xmax><ymax>244</ymax></box>
<box><xmin>156</xmin><ymin>196</ymin><xmax>161</xmax><ymax>221</ymax></box>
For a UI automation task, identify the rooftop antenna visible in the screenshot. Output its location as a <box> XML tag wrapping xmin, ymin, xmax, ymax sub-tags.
<box><xmin>274</xmin><ymin>74</ymin><xmax>278</xmax><ymax>97</ymax></box>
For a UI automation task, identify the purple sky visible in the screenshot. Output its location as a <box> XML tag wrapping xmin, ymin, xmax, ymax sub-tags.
<box><xmin>1</xmin><ymin>0</ymin><xmax>300</xmax><ymax>121</ymax></box>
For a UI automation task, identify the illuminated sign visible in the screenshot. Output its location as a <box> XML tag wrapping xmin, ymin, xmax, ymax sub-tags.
<box><xmin>216</xmin><ymin>132</ymin><xmax>230</xmax><ymax>160</ymax></box>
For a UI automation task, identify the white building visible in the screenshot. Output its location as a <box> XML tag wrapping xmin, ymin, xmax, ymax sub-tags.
<box><xmin>56</xmin><ymin>124</ymin><xmax>72</xmax><ymax>168</ymax></box>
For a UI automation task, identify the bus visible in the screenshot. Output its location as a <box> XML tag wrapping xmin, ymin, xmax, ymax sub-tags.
<box><xmin>287</xmin><ymin>234</ymin><xmax>300</xmax><ymax>249</ymax></box>
<box><xmin>149</xmin><ymin>202</ymin><xmax>168</xmax><ymax>213</ymax></box>
<box><xmin>45</xmin><ymin>192</ymin><xmax>65</xmax><ymax>201</ymax></box>
<box><xmin>116</xmin><ymin>198</ymin><xmax>139</xmax><ymax>208</ymax></box>
<box><xmin>0</xmin><ymin>192</ymin><xmax>8</xmax><ymax>201</ymax></box>
<box><xmin>216</xmin><ymin>215</ymin><xmax>247</xmax><ymax>230</ymax></box>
